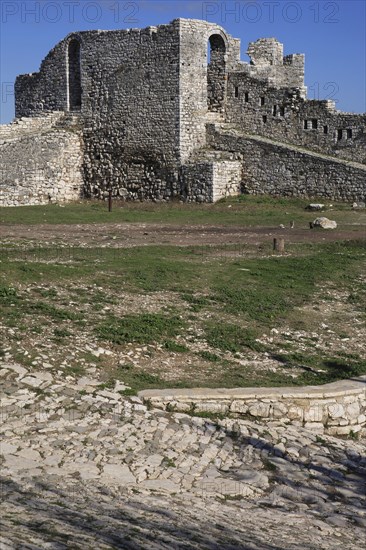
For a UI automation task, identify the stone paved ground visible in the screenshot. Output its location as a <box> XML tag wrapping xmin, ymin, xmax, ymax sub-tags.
<box><xmin>1</xmin><ymin>361</ymin><xmax>365</xmax><ymax>549</ymax></box>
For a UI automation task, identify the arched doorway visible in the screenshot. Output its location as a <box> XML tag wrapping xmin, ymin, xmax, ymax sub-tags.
<box><xmin>207</xmin><ymin>34</ymin><xmax>227</xmax><ymax>112</ymax></box>
<box><xmin>68</xmin><ymin>39</ymin><xmax>81</xmax><ymax>111</ymax></box>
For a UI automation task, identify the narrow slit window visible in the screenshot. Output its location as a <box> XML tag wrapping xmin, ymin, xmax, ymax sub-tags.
<box><xmin>303</xmin><ymin>120</ymin><xmax>308</xmax><ymax>129</ymax></box>
<box><xmin>273</xmin><ymin>105</ymin><xmax>277</xmax><ymax>116</ymax></box>
<box><xmin>280</xmin><ymin>107</ymin><xmax>285</xmax><ymax>116</ymax></box>
<box><xmin>312</xmin><ymin>119</ymin><xmax>318</xmax><ymax>129</ymax></box>
<box><xmin>262</xmin><ymin>115</ymin><xmax>267</xmax><ymax>123</ymax></box>
<box><xmin>234</xmin><ymin>86</ymin><xmax>239</xmax><ymax>98</ymax></box>
<box><xmin>337</xmin><ymin>129</ymin><xmax>343</xmax><ymax>140</ymax></box>
<box><xmin>68</xmin><ymin>39</ymin><xmax>82</xmax><ymax>111</ymax></box>
<box><xmin>323</xmin><ymin>125</ymin><xmax>328</xmax><ymax>134</ymax></box>
<box><xmin>260</xmin><ymin>96</ymin><xmax>265</xmax><ymax>106</ymax></box>
<box><xmin>347</xmin><ymin>128</ymin><xmax>352</xmax><ymax>139</ymax></box>
<box><xmin>245</xmin><ymin>92</ymin><xmax>249</xmax><ymax>102</ymax></box>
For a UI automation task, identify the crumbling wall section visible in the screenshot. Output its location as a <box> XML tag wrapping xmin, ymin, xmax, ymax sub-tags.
<box><xmin>0</xmin><ymin>114</ymin><xmax>83</xmax><ymax>206</ymax></box>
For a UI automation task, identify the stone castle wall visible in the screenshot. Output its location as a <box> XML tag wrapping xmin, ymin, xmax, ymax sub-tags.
<box><xmin>2</xmin><ymin>18</ymin><xmax>365</xmax><ymax>206</ymax></box>
<box><xmin>15</xmin><ymin>23</ymin><xmax>183</xmax><ymax>202</ymax></box>
<box><xmin>178</xmin><ymin>19</ymin><xmax>241</xmax><ymax>163</ymax></box>
<box><xmin>207</xmin><ymin>125</ymin><xmax>366</xmax><ymax>201</ymax></box>
<box><xmin>226</xmin><ymin>74</ymin><xmax>366</xmax><ymax>164</ymax></box>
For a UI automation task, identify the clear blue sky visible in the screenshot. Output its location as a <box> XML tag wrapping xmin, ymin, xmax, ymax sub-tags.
<box><xmin>1</xmin><ymin>0</ymin><xmax>365</xmax><ymax>123</ymax></box>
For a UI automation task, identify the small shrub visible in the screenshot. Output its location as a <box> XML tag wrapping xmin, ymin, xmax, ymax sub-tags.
<box><xmin>39</xmin><ymin>288</ymin><xmax>57</xmax><ymax>298</ymax></box>
<box><xmin>162</xmin><ymin>457</ymin><xmax>176</xmax><ymax>468</ymax></box>
<box><xmin>118</xmin><ymin>362</ymin><xmax>134</xmax><ymax>371</ymax></box>
<box><xmin>164</xmin><ymin>340</ymin><xmax>189</xmax><ymax>352</ymax></box>
<box><xmin>199</xmin><ymin>350</ymin><xmax>220</xmax><ymax>362</ymax></box>
<box><xmin>262</xmin><ymin>459</ymin><xmax>277</xmax><ymax>472</ymax></box>
<box><xmin>54</xmin><ymin>328</ymin><xmax>71</xmax><ymax>338</ymax></box>
<box><xmin>0</xmin><ymin>285</ymin><xmax>18</xmax><ymax>305</ymax></box>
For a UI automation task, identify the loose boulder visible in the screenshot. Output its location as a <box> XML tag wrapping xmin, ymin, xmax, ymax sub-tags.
<box><xmin>310</xmin><ymin>217</ymin><xmax>337</xmax><ymax>229</ymax></box>
<box><xmin>306</xmin><ymin>204</ymin><xmax>325</xmax><ymax>211</ymax></box>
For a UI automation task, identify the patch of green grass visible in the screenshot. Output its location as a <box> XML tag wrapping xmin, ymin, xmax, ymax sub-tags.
<box><xmin>348</xmin><ymin>430</ymin><xmax>360</xmax><ymax>441</ymax></box>
<box><xmin>164</xmin><ymin>340</ymin><xmax>189</xmax><ymax>352</ymax></box>
<box><xmin>63</xmin><ymin>364</ymin><xmax>86</xmax><ymax>377</ymax></box>
<box><xmin>38</xmin><ymin>288</ymin><xmax>58</xmax><ymax>298</ymax></box>
<box><xmin>211</xmin><ymin>240</ymin><xmax>366</xmax><ymax>325</ymax></box>
<box><xmin>96</xmin><ymin>379</ymin><xmax>115</xmax><ymax>390</ymax></box>
<box><xmin>188</xmin><ymin>410</ymin><xmax>226</xmax><ymax>422</ymax></box>
<box><xmin>26</xmin><ymin>301</ymin><xmax>83</xmax><ymax>321</ymax></box>
<box><xmin>120</xmin><ymin>387</ymin><xmax>137</xmax><ymax>396</ymax></box>
<box><xmin>272</xmin><ymin>350</ymin><xmax>366</xmax><ymax>384</ymax></box>
<box><xmin>53</xmin><ymin>327</ymin><xmax>72</xmax><ymax>338</ymax></box>
<box><xmin>0</xmin><ymin>196</ymin><xmax>358</xmax><ymax>227</ymax></box>
<box><xmin>1</xmin><ymin>236</ymin><xmax>365</xmax><ymax>390</ymax></box>
<box><xmin>2</xmin><ymin>309</ymin><xmax>22</xmax><ymax>328</ymax></box>
<box><xmin>198</xmin><ymin>350</ymin><xmax>221</xmax><ymax>362</ymax></box>
<box><xmin>118</xmin><ymin>362</ymin><xmax>134</xmax><ymax>371</ymax></box>
<box><xmin>0</xmin><ymin>284</ymin><xmax>18</xmax><ymax>305</ymax></box>
<box><xmin>96</xmin><ymin>313</ymin><xmax>184</xmax><ymax>345</ymax></box>
<box><xmin>122</xmin><ymin>371</ymin><xmax>164</xmax><ymax>393</ymax></box>
<box><xmin>204</xmin><ymin>322</ymin><xmax>265</xmax><ymax>353</ymax></box>
<box><xmin>181</xmin><ymin>293</ymin><xmax>212</xmax><ymax>312</ymax></box>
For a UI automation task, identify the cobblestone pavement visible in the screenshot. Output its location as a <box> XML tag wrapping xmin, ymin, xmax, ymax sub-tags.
<box><xmin>1</xmin><ymin>362</ymin><xmax>365</xmax><ymax>549</ymax></box>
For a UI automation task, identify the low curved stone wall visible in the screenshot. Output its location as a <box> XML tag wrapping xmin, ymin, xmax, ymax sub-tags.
<box><xmin>139</xmin><ymin>377</ymin><xmax>366</xmax><ymax>436</ymax></box>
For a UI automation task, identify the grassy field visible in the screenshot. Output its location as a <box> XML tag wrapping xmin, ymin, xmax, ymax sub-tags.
<box><xmin>0</xmin><ymin>195</ymin><xmax>364</xmax><ymax>227</ymax></box>
<box><xmin>1</xmin><ymin>233</ymin><xmax>365</xmax><ymax>392</ymax></box>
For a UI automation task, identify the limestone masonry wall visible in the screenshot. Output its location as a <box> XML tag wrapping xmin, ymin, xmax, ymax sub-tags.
<box><xmin>226</xmin><ymin>74</ymin><xmax>366</xmax><ymax>164</ymax></box>
<box><xmin>1</xmin><ymin>18</ymin><xmax>365</xmax><ymax>205</ymax></box>
<box><xmin>139</xmin><ymin>376</ymin><xmax>366</xmax><ymax>437</ymax></box>
<box><xmin>0</xmin><ymin>113</ymin><xmax>83</xmax><ymax>206</ymax></box>
<box><xmin>208</xmin><ymin>125</ymin><xmax>366</xmax><ymax>201</ymax></box>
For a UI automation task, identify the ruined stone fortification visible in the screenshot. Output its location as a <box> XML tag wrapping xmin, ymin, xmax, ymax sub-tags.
<box><xmin>0</xmin><ymin>18</ymin><xmax>365</xmax><ymax>206</ymax></box>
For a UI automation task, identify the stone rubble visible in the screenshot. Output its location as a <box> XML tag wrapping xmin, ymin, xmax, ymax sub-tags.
<box><xmin>311</xmin><ymin>217</ymin><xmax>338</xmax><ymax>229</ymax></box>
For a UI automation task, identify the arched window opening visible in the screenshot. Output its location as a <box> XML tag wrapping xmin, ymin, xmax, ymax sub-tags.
<box><xmin>68</xmin><ymin>39</ymin><xmax>81</xmax><ymax>111</ymax></box>
<box><xmin>207</xmin><ymin>34</ymin><xmax>226</xmax><ymax>112</ymax></box>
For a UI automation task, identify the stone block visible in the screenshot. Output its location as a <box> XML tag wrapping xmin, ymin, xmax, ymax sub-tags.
<box><xmin>327</xmin><ymin>403</ymin><xmax>345</xmax><ymax>419</ymax></box>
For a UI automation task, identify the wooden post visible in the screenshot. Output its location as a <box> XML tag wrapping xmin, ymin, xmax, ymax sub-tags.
<box><xmin>108</xmin><ymin>188</ymin><xmax>112</xmax><ymax>212</ymax></box>
<box><xmin>273</xmin><ymin>238</ymin><xmax>285</xmax><ymax>253</ymax></box>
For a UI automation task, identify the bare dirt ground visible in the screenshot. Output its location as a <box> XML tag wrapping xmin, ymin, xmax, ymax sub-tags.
<box><xmin>0</xmin><ymin>222</ymin><xmax>364</xmax><ymax>248</ymax></box>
